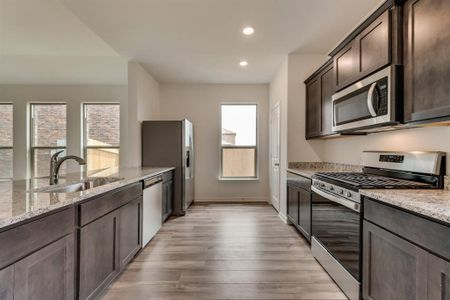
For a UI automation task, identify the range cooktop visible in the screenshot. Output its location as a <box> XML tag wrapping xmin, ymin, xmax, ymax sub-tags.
<box><xmin>315</xmin><ymin>172</ymin><xmax>432</xmax><ymax>189</ymax></box>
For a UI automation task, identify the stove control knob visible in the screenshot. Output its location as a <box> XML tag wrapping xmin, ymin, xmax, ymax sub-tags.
<box><xmin>346</xmin><ymin>191</ymin><xmax>352</xmax><ymax>197</ymax></box>
<box><xmin>329</xmin><ymin>186</ymin><xmax>334</xmax><ymax>191</ymax></box>
<box><xmin>338</xmin><ymin>189</ymin><xmax>344</xmax><ymax>195</ymax></box>
<box><xmin>320</xmin><ymin>183</ymin><xmax>325</xmax><ymax>188</ymax></box>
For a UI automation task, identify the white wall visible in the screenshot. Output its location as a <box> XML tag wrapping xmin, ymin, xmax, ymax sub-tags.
<box><xmin>316</xmin><ymin>126</ymin><xmax>450</xmax><ymax>173</ymax></box>
<box><xmin>0</xmin><ymin>84</ymin><xmax>127</xmax><ymax>179</ymax></box>
<box><xmin>125</xmin><ymin>62</ymin><xmax>160</xmax><ymax>167</ymax></box>
<box><xmin>159</xmin><ymin>83</ymin><xmax>270</xmax><ymax>202</ymax></box>
<box><xmin>287</xmin><ymin>54</ymin><xmax>328</xmax><ymax>163</ymax></box>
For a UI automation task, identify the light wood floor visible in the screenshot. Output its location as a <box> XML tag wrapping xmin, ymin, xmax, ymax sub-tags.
<box><xmin>103</xmin><ymin>203</ymin><xmax>347</xmax><ymax>300</ymax></box>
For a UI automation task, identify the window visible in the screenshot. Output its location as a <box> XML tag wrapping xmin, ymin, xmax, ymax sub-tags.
<box><xmin>30</xmin><ymin>104</ymin><xmax>67</xmax><ymax>178</ymax></box>
<box><xmin>0</xmin><ymin>104</ymin><xmax>13</xmax><ymax>179</ymax></box>
<box><xmin>220</xmin><ymin>104</ymin><xmax>258</xmax><ymax>179</ymax></box>
<box><xmin>83</xmin><ymin>103</ymin><xmax>120</xmax><ymax>171</ymax></box>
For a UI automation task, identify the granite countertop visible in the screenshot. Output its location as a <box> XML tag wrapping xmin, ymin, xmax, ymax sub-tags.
<box><xmin>287</xmin><ymin>162</ymin><xmax>363</xmax><ymax>178</ymax></box>
<box><xmin>361</xmin><ymin>189</ymin><xmax>450</xmax><ymax>224</ymax></box>
<box><xmin>0</xmin><ymin>166</ymin><xmax>174</xmax><ymax>230</ymax></box>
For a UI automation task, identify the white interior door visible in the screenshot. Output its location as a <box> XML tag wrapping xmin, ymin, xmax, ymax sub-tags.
<box><xmin>270</xmin><ymin>104</ymin><xmax>280</xmax><ymax>211</ymax></box>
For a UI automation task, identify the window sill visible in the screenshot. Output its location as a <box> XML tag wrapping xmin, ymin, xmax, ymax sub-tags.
<box><xmin>218</xmin><ymin>177</ymin><xmax>260</xmax><ymax>182</ymax></box>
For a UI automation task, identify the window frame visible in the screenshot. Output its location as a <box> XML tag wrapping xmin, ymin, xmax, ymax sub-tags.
<box><xmin>29</xmin><ymin>103</ymin><xmax>67</xmax><ymax>178</ymax></box>
<box><xmin>0</xmin><ymin>103</ymin><xmax>13</xmax><ymax>179</ymax></box>
<box><xmin>82</xmin><ymin>103</ymin><xmax>120</xmax><ymax>171</ymax></box>
<box><xmin>219</xmin><ymin>103</ymin><xmax>259</xmax><ymax>181</ymax></box>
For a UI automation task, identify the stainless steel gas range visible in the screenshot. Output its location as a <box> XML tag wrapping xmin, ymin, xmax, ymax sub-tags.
<box><xmin>310</xmin><ymin>151</ymin><xmax>446</xmax><ymax>300</ymax></box>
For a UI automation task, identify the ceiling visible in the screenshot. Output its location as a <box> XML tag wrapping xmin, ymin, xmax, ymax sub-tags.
<box><xmin>1</xmin><ymin>0</ymin><xmax>383</xmax><ymax>85</ymax></box>
<box><xmin>0</xmin><ymin>0</ymin><xmax>127</xmax><ymax>84</ymax></box>
<box><xmin>61</xmin><ymin>0</ymin><xmax>383</xmax><ymax>84</ymax></box>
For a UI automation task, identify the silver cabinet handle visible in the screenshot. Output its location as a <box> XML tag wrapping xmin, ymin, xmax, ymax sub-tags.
<box><xmin>312</xmin><ymin>186</ymin><xmax>360</xmax><ymax>213</ymax></box>
<box><xmin>367</xmin><ymin>82</ymin><xmax>378</xmax><ymax>117</ymax></box>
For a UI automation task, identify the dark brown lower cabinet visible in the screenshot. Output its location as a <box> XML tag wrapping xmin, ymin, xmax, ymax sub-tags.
<box><xmin>119</xmin><ymin>197</ymin><xmax>142</xmax><ymax>269</ymax></box>
<box><xmin>0</xmin><ymin>265</ymin><xmax>14</xmax><ymax>300</ymax></box>
<box><xmin>162</xmin><ymin>178</ymin><xmax>174</xmax><ymax>222</ymax></box>
<box><xmin>14</xmin><ymin>234</ymin><xmax>74</xmax><ymax>300</ymax></box>
<box><xmin>298</xmin><ymin>188</ymin><xmax>311</xmax><ymax>238</ymax></box>
<box><xmin>78</xmin><ymin>183</ymin><xmax>144</xmax><ymax>300</ymax></box>
<box><xmin>363</xmin><ymin>219</ymin><xmax>450</xmax><ymax>300</ymax></box>
<box><xmin>363</xmin><ymin>220</ymin><xmax>428</xmax><ymax>300</ymax></box>
<box><xmin>287</xmin><ymin>172</ymin><xmax>311</xmax><ymax>241</ymax></box>
<box><xmin>428</xmin><ymin>255</ymin><xmax>450</xmax><ymax>300</ymax></box>
<box><xmin>287</xmin><ymin>185</ymin><xmax>299</xmax><ymax>225</ymax></box>
<box><xmin>79</xmin><ymin>210</ymin><xmax>119</xmax><ymax>300</ymax></box>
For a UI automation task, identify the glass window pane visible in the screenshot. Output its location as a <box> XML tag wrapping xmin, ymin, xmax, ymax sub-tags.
<box><xmin>32</xmin><ymin>104</ymin><xmax>66</xmax><ymax>147</ymax></box>
<box><xmin>0</xmin><ymin>149</ymin><xmax>13</xmax><ymax>178</ymax></box>
<box><xmin>221</xmin><ymin>105</ymin><xmax>257</xmax><ymax>146</ymax></box>
<box><xmin>85</xmin><ymin>104</ymin><xmax>120</xmax><ymax>147</ymax></box>
<box><xmin>222</xmin><ymin>148</ymin><xmax>256</xmax><ymax>177</ymax></box>
<box><xmin>86</xmin><ymin>148</ymin><xmax>119</xmax><ymax>171</ymax></box>
<box><xmin>33</xmin><ymin>148</ymin><xmax>66</xmax><ymax>178</ymax></box>
<box><xmin>0</xmin><ymin>104</ymin><xmax>13</xmax><ymax>147</ymax></box>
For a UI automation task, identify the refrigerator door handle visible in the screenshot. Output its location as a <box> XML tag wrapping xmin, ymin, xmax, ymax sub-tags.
<box><xmin>186</xmin><ymin>150</ymin><xmax>190</xmax><ymax>168</ymax></box>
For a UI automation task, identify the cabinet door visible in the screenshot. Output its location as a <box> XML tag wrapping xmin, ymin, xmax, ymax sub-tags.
<box><xmin>362</xmin><ymin>221</ymin><xmax>428</xmax><ymax>300</ymax></box>
<box><xmin>162</xmin><ymin>182</ymin><xmax>168</xmax><ymax>220</ymax></box>
<box><xmin>298</xmin><ymin>188</ymin><xmax>311</xmax><ymax>240</ymax></box>
<box><xmin>14</xmin><ymin>235</ymin><xmax>74</xmax><ymax>300</ymax></box>
<box><xmin>287</xmin><ymin>185</ymin><xmax>299</xmax><ymax>225</ymax></box>
<box><xmin>357</xmin><ymin>10</ymin><xmax>390</xmax><ymax>77</ymax></box>
<box><xmin>0</xmin><ymin>265</ymin><xmax>14</xmax><ymax>300</ymax></box>
<box><xmin>334</xmin><ymin>41</ymin><xmax>358</xmax><ymax>91</ymax></box>
<box><xmin>166</xmin><ymin>180</ymin><xmax>174</xmax><ymax>219</ymax></box>
<box><xmin>404</xmin><ymin>0</ymin><xmax>450</xmax><ymax>123</ymax></box>
<box><xmin>428</xmin><ymin>254</ymin><xmax>450</xmax><ymax>300</ymax></box>
<box><xmin>119</xmin><ymin>197</ymin><xmax>142</xmax><ymax>269</ymax></box>
<box><xmin>79</xmin><ymin>211</ymin><xmax>119</xmax><ymax>300</ymax></box>
<box><xmin>320</xmin><ymin>64</ymin><xmax>334</xmax><ymax>136</ymax></box>
<box><xmin>162</xmin><ymin>180</ymin><xmax>173</xmax><ymax>222</ymax></box>
<box><xmin>305</xmin><ymin>77</ymin><xmax>321</xmax><ymax>139</ymax></box>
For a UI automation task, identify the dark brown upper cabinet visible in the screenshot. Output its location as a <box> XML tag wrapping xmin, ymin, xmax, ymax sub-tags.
<box><xmin>305</xmin><ymin>77</ymin><xmax>321</xmax><ymax>139</ymax></box>
<box><xmin>334</xmin><ymin>9</ymin><xmax>392</xmax><ymax>91</ymax></box>
<box><xmin>305</xmin><ymin>60</ymin><xmax>335</xmax><ymax>139</ymax></box>
<box><xmin>320</xmin><ymin>63</ymin><xmax>334</xmax><ymax>136</ymax></box>
<box><xmin>403</xmin><ymin>0</ymin><xmax>450</xmax><ymax>123</ymax></box>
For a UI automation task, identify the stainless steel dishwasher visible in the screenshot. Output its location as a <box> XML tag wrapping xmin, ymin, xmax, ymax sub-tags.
<box><xmin>142</xmin><ymin>176</ymin><xmax>163</xmax><ymax>247</ymax></box>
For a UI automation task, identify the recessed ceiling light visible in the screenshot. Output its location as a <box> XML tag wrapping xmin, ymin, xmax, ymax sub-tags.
<box><xmin>239</xmin><ymin>61</ymin><xmax>248</xmax><ymax>67</ymax></box>
<box><xmin>242</xmin><ymin>26</ymin><xmax>254</xmax><ymax>35</ymax></box>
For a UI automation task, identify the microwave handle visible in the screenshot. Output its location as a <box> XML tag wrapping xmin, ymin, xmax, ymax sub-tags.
<box><xmin>367</xmin><ymin>82</ymin><xmax>378</xmax><ymax>117</ymax></box>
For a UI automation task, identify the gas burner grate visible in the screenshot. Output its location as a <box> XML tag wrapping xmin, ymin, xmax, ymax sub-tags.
<box><xmin>315</xmin><ymin>172</ymin><xmax>430</xmax><ymax>188</ymax></box>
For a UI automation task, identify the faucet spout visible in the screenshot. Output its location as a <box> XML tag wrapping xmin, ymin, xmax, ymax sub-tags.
<box><xmin>50</xmin><ymin>154</ymin><xmax>87</xmax><ymax>185</ymax></box>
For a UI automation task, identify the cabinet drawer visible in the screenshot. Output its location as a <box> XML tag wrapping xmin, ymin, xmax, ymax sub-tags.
<box><xmin>287</xmin><ymin>172</ymin><xmax>311</xmax><ymax>191</ymax></box>
<box><xmin>78</xmin><ymin>182</ymin><xmax>142</xmax><ymax>226</ymax></box>
<box><xmin>0</xmin><ymin>207</ymin><xmax>74</xmax><ymax>269</ymax></box>
<box><xmin>364</xmin><ymin>198</ymin><xmax>450</xmax><ymax>259</ymax></box>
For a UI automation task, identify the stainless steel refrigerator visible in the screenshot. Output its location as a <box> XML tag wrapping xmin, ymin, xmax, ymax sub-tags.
<box><xmin>141</xmin><ymin>119</ymin><xmax>194</xmax><ymax>215</ymax></box>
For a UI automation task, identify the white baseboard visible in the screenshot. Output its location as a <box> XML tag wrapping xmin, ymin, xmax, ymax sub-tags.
<box><xmin>278</xmin><ymin>211</ymin><xmax>289</xmax><ymax>224</ymax></box>
<box><xmin>194</xmin><ymin>196</ymin><xmax>269</xmax><ymax>203</ymax></box>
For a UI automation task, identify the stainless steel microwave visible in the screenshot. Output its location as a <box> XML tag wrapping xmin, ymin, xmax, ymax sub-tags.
<box><xmin>332</xmin><ymin>66</ymin><xmax>400</xmax><ymax>133</ymax></box>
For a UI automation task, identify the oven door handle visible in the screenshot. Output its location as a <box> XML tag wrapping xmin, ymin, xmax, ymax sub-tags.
<box><xmin>312</xmin><ymin>186</ymin><xmax>360</xmax><ymax>213</ymax></box>
<box><xmin>367</xmin><ymin>82</ymin><xmax>378</xmax><ymax>117</ymax></box>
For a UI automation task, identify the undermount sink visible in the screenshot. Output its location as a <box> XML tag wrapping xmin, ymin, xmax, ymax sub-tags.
<box><xmin>30</xmin><ymin>177</ymin><xmax>122</xmax><ymax>193</ymax></box>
